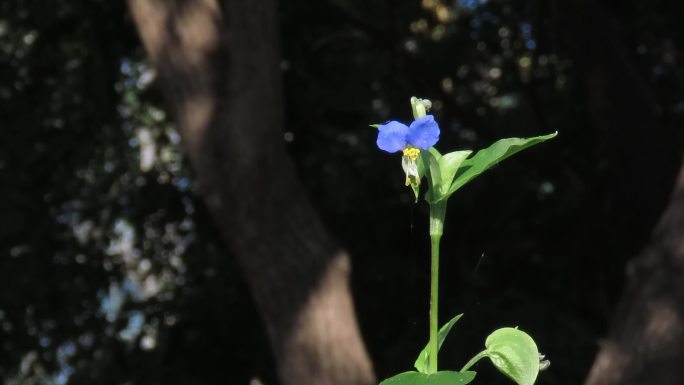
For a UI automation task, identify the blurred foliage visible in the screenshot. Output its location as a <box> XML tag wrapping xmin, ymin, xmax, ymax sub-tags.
<box><xmin>0</xmin><ymin>0</ymin><xmax>683</xmax><ymax>384</ymax></box>
<box><xmin>0</xmin><ymin>1</ymin><xmax>273</xmax><ymax>384</ymax></box>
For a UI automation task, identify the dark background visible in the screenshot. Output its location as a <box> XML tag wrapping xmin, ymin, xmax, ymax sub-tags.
<box><xmin>1</xmin><ymin>0</ymin><xmax>683</xmax><ymax>384</ymax></box>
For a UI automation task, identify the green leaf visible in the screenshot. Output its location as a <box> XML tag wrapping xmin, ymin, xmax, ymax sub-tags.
<box><xmin>427</xmin><ymin>152</ymin><xmax>442</xmax><ymax>188</ymax></box>
<box><xmin>485</xmin><ymin>327</ymin><xmax>540</xmax><ymax>385</ymax></box>
<box><xmin>428</xmin><ymin>147</ymin><xmax>442</xmax><ymax>159</ymax></box>
<box><xmin>419</xmin><ymin>149</ymin><xmax>441</xmax><ymax>202</ymax></box>
<box><xmin>414</xmin><ymin>314</ymin><xmax>463</xmax><ymax>373</ymax></box>
<box><xmin>379</xmin><ymin>371</ymin><xmax>476</xmax><ymax>385</ymax></box>
<box><xmin>439</xmin><ymin>132</ymin><xmax>557</xmax><ymax>201</ymax></box>
<box><xmin>437</xmin><ymin>151</ymin><xmax>472</xmax><ymax>195</ymax></box>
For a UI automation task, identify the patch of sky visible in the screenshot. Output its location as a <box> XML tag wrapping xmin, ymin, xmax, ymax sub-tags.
<box><xmin>167</xmin><ymin>130</ymin><xmax>181</xmax><ymax>145</ymax></box>
<box><xmin>137</xmin><ymin>67</ymin><xmax>156</xmax><ymax>89</ymax></box>
<box><xmin>459</xmin><ymin>0</ymin><xmax>488</xmax><ymax>11</ymax></box>
<box><xmin>120</xmin><ymin>58</ymin><xmax>133</xmax><ymax>76</ymax></box>
<box><xmin>39</xmin><ymin>337</ymin><xmax>51</xmax><ymax>347</ymax></box>
<box><xmin>57</xmin><ymin>341</ymin><xmax>76</xmax><ymax>362</ymax></box>
<box><xmin>520</xmin><ymin>22</ymin><xmax>536</xmax><ymax>50</ymax></box>
<box><xmin>107</xmin><ymin>219</ymin><xmax>136</xmax><ymax>259</ymax></box>
<box><xmin>521</xmin><ymin>22</ymin><xmax>533</xmax><ymax>38</ymax></box>
<box><xmin>50</xmin><ymin>340</ymin><xmax>77</xmax><ymax>385</ymax></box>
<box><xmin>122</xmin><ymin>278</ymin><xmax>145</xmax><ymax>302</ymax></box>
<box><xmin>99</xmin><ymin>277</ymin><xmax>155</xmax><ymax>323</ymax></box>
<box><xmin>22</xmin><ymin>31</ymin><xmax>37</xmax><ymax>46</ymax></box>
<box><xmin>118</xmin><ymin>311</ymin><xmax>145</xmax><ymax>342</ymax></box>
<box><xmin>99</xmin><ymin>282</ymin><xmax>125</xmax><ymax>322</ymax></box>
<box><xmin>176</xmin><ymin>177</ymin><xmax>190</xmax><ymax>191</ymax></box>
<box><xmin>137</xmin><ymin>127</ymin><xmax>156</xmax><ymax>172</ymax></box>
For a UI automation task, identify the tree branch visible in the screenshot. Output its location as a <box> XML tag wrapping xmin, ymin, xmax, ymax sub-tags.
<box><xmin>127</xmin><ymin>1</ymin><xmax>375</xmax><ymax>384</ymax></box>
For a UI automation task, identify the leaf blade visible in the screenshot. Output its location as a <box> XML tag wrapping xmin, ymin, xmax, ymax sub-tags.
<box><xmin>443</xmin><ymin>132</ymin><xmax>557</xmax><ymax>199</ymax></box>
<box><xmin>380</xmin><ymin>371</ymin><xmax>476</xmax><ymax>385</ymax></box>
<box><xmin>485</xmin><ymin>327</ymin><xmax>540</xmax><ymax>385</ymax></box>
<box><xmin>438</xmin><ymin>151</ymin><xmax>472</xmax><ymax>195</ymax></box>
<box><xmin>419</xmin><ymin>149</ymin><xmax>442</xmax><ymax>203</ymax></box>
<box><xmin>414</xmin><ymin>314</ymin><xmax>463</xmax><ymax>373</ymax></box>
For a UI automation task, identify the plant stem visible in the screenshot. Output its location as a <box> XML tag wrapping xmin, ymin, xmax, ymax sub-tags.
<box><xmin>428</xmin><ymin>200</ymin><xmax>446</xmax><ymax>374</ymax></box>
<box><xmin>460</xmin><ymin>350</ymin><xmax>489</xmax><ymax>372</ymax></box>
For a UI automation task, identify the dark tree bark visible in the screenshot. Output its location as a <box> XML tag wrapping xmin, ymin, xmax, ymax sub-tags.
<box><xmin>584</xmin><ymin>160</ymin><xmax>684</xmax><ymax>385</ymax></box>
<box><xmin>126</xmin><ymin>1</ymin><xmax>375</xmax><ymax>384</ymax></box>
<box><xmin>547</xmin><ymin>1</ymin><xmax>684</xmax><ymax>384</ymax></box>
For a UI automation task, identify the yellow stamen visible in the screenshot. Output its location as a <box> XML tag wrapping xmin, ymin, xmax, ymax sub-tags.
<box><xmin>402</xmin><ymin>147</ymin><xmax>421</xmax><ymax>161</ymax></box>
<box><xmin>402</xmin><ymin>149</ymin><xmax>421</xmax><ymax>187</ymax></box>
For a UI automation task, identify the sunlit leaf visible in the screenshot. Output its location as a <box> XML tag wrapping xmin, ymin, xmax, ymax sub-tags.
<box><xmin>414</xmin><ymin>314</ymin><xmax>463</xmax><ymax>373</ymax></box>
<box><xmin>437</xmin><ymin>151</ymin><xmax>471</xmax><ymax>195</ymax></box>
<box><xmin>379</xmin><ymin>371</ymin><xmax>476</xmax><ymax>385</ymax></box>
<box><xmin>419</xmin><ymin>149</ymin><xmax>441</xmax><ymax>202</ymax></box>
<box><xmin>428</xmin><ymin>147</ymin><xmax>442</xmax><ymax>159</ymax></box>
<box><xmin>485</xmin><ymin>328</ymin><xmax>540</xmax><ymax>385</ymax></box>
<box><xmin>436</xmin><ymin>132</ymin><xmax>557</xmax><ymax>202</ymax></box>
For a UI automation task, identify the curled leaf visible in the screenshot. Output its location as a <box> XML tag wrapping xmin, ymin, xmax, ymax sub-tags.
<box><xmin>485</xmin><ymin>327</ymin><xmax>540</xmax><ymax>385</ymax></box>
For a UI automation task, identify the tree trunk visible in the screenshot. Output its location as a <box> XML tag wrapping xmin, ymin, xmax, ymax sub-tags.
<box><xmin>584</xmin><ymin>159</ymin><xmax>684</xmax><ymax>385</ymax></box>
<box><xmin>548</xmin><ymin>1</ymin><xmax>684</xmax><ymax>383</ymax></box>
<box><xmin>126</xmin><ymin>1</ymin><xmax>375</xmax><ymax>384</ymax></box>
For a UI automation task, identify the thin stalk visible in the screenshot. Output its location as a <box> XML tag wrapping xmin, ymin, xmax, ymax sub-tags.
<box><xmin>428</xmin><ymin>201</ymin><xmax>446</xmax><ymax>373</ymax></box>
<box><xmin>460</xmin><ymin>350</ymin><xmax>489</xmax><ymax>372</ymax></box>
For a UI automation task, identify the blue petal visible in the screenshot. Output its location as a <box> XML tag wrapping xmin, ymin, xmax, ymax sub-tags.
<box><xmin>407</xmin><ymin>115</ymin><xmax>440</xmax><ymax>150</ymax></box>
<box><xmin>376</xmin><ymin>121</ymin><xmax>409</xmax><ymax>153</ymax></box>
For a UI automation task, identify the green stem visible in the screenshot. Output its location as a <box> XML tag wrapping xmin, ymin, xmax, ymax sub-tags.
<box><xmin>460</xmin><ymin>350</ymin><xmax>489</xmax><ymax>372</ymax></box>
<box><xmin>428</xmin><ymin>201</ymin><xmax>446</xmax><ymax>374</ymax></box>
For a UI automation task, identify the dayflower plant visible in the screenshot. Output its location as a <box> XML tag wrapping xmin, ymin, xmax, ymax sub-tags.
<box><xmin>373</xmin><ymin>97</ymin><xmax>555</xmax><ymax>385</ymax></box>
<box><xmin>376</xmin><ymin>115</ymin><xmax>440</xmax><ymax>186</ymax></box>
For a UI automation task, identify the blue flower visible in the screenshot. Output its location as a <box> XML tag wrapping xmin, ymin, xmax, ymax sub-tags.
<box><xmin>376</xmin><ymin>115</ymin><xmax>440</xmax><ymax>186</ymax></box>
<box><xmin>376</xmin><ymin>115</ymin><xmax>440</xmax><ymax>153</ymax></box>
